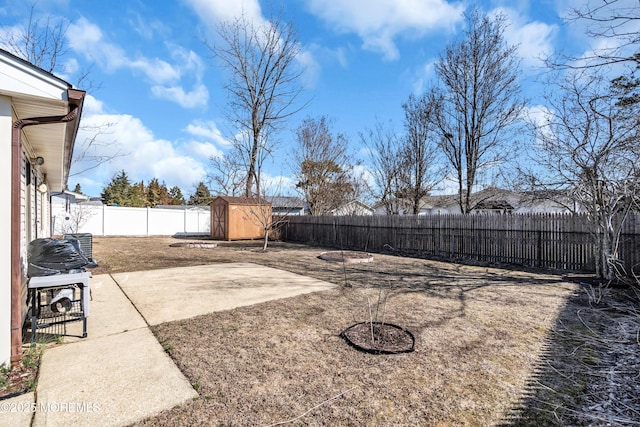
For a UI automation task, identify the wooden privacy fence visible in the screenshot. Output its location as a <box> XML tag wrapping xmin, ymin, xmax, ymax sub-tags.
<box><xmin>281</xmin><ymin>214</ymin><xmax>640</xmax><ymax>273</ymax></box>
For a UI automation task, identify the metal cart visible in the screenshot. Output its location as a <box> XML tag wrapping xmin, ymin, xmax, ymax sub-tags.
<box><xmin>27</xmin><ymin>272</ymin><xmax>90</xmax><ymax>343</ymax></box>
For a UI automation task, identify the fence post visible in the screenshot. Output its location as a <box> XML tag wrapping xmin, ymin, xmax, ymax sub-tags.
<box><xmin>536</xmin><ymin>229</ymin><xmax>542</xmax><ymax>268</ymax></box>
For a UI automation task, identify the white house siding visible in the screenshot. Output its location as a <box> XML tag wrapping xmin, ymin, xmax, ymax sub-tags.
<box><xmin>0</xmin><ymin>101</ymin><xmax>43</xmax><ymax>366</ymax></box>
<box><xmin>18</xmin><ymin>148</ymin><xmax>48</xmax><ymax>338</ymax></box>
<box><xmin>0</xmin><ymin>96</ymin><xmax>12</xmax><ymax>366</ymax></box>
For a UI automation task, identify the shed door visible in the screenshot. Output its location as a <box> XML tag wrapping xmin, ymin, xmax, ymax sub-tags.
<box><xmin>210</xmin><ymin>202</ymin><xmax>226</xmax><ymax>239</ymax></box>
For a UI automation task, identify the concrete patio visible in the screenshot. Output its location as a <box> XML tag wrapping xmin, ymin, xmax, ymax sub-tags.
<box><xmin>1</xmin><ymin>263</ymin><xmax>336</xmax><ymax>426</ymax></box>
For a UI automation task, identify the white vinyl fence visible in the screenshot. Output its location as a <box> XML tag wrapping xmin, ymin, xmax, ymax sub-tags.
<box><xmin>54</xmin><ymin>205</ymin><xmax>211</xmax><ymax>236</ymax></box>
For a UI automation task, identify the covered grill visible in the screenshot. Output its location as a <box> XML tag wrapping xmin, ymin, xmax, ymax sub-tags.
<box><xmin>26</xmin><ymin>237</ymin><xmax>96</xmax><ymax>343</ymax></box>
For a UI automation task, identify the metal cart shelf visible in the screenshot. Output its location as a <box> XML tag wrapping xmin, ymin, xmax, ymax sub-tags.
<box><xmin>27</xmin><ymin>272</ymin><xmax>90</xmax><ymax>343</ymax></box>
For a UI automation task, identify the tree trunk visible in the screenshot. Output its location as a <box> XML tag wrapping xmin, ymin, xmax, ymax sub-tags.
<box><xmin>262</xmin><ymin>228</ymin><xmax>270</xmax><ymax>251</ymax></box>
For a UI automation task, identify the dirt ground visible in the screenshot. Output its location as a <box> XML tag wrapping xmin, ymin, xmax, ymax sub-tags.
<box><xmin>88</xmin><ymin>237</ymin><xmax>636</xmax><ymax>426</ymax></box>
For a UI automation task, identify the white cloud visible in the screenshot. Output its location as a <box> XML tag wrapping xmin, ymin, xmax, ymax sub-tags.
<box><xmin>67</xmin><ymin>18</ymin><xmax>124</xmax><ymax>69</ymax></box>
<box><xmin>296</xmin><ymin>48</ymin><xmax>321</xmax><ymax>88</ymax></box>
<box><xmin>185</xmin><ymin>0</ymin><xmax>320</xmax><ymax>90</ymax></box>
<box><xmin>184</xmin><ymin>141</ymin><xmax>224</xmax><ymax>159</ymax></box>
<box><xmin>492</xmin><ymin>7</ymin><xmax>557</xmax><ymax>69</ymax></box>
<box><xmin>71</xmin><ymin>104</ymin><xmax>207</xmax><ymax>195</ymax></box>
<box><xmin>81</xmin><ymin>94</ymin><xmax>105</xmax><ymax>115</ymax></box>
<box><xmin>151</xmin><ymin>83</ymin><xmax>209</xmax><ymax>109</ymax></box>
<box><xmin>259</xmin><ymin>173</ymin><xmax>297</xmax><ymax>196</ymax></box>
<box><xmin>411</xmin><ymin>60</ymin><xmax>436</xmax><ymax>95</ymax></box>
<box><xmin>523</xmin><ymin>104</ymin><xmax>555</xmax><ymax>147</ymax></box>
<box><xmin>130</xmin><ymin>57</ymin><xmax>180</xmax><ymax>84</ymax></box>
<box><xmin>184</xmin><ymin>120</ymin><xmax>231</xmax><ymax>147</ymax></box>
<box><xmin>128</xmin><ymin>13</ymin><xmax>169</xmax><ymax>40</ymax></box>
<box><xmin>351</xmin><ymin>163</ymin><xmax>375</xmax><ymax>189</ymax></box>
<box><xmin>524</xmin><ymin>104</ymin><xmax>552</xmax><ymax>128</ymax></box>
<box><xmin>305</xmin><ymin>0</ymin><xmax>464</xmax><ymax>60</ymax></box>
<box><xmin>67</xmin><ymin>17</ymin><xmax>207</xmax><ymax>109</ymax></box>
<box><xmin>182</xmin><ymin>0</ymin><xmax>265</xmax><ymax>28</ymax></box>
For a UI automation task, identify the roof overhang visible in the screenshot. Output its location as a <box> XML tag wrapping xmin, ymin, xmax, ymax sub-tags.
<box><xmin>1</xmin><ymin>49</ymin><xmax>85</xmax><ymax>191</ymax></box>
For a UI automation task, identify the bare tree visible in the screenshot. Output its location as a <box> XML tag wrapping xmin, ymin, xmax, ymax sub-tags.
<box><xmin>243</xmin><ymin>181</ymin><xmax>298</xmax><ymax>251</ymax></box>
<box><xmin>208</xmin><ymin>11</ymin><xmax>305</xmax><ymax>197</ymax></box>
<box><xmin>1</xmin><ymin>3</ymin><xmax>115</xmax><ymax>179</ymax></box>
<box><xmin>522</xmin><ymin>69</ymin><xmax>640</xmax><ymax>280</ymax></box>
<box><xmin>1</xmin><ymin>3</ymin><xmax>68</xmax><ymax>73</ymax></box>
<box><xmin>69</xmin><ymin>121</ymin><xmax>122</xmax><ymax>178</ymax></box>
<box><xmin>56</xmin><ymin>203</ymin><xmax>95</xmax><ymax>234</ymax></box>
<box><xmin>400</xmin><ymin>94</ymin><xmax>445</xmax><ymax>214</ymax></box>
<box><xmin>208</xmin><ymin>151</ymin><xmax>246</xmax><ymax>197</ymax></box>
<box><xmin>432</xmin><ymin>10</ymin><xmax>525</xmax><ymax>213</ymax></box>
<box><xmin>294</xmin><ymin>116</ymin><xmax>353</xmax><ymax>215</ymax></box>
<box><xmin>360</xmin><ymin>120</ymin><xmax>405</xmax><ymax>214</ymax></box>
<box><xmin>552</xmin><ymin>0</ymin><xmax>640</xmax><ymax>70</ymax></box>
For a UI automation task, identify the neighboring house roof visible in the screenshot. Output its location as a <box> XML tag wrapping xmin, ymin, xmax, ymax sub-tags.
<box><xmin>420</xmin><ymin>194</ymin><xmax>458</xmax><ymax>210</ymax></box>
<box><xmin>418</xmin><ymin>187</ymin><xmax>578</xmax><ymax>214</ymax></box>
<box><xmin>265</xmin><ymin>196</ymin><xmax>305</xmax><ymax>209</ymax></box>
<box><xmin>329</xmin><ymin>200</ymin><xmax>375</xmax><ymax>215</ymax></box>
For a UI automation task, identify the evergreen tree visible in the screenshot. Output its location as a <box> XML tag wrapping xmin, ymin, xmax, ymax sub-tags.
<box><xmin>101</xmin><ymin>170</ymin><xmax>132</xmax><ymax>206</ymax></box>
<box><xmin>169</xmin><ymin>186</ymin><xmax>185</xmax><ymax>205</ymax></box>
<box><xmin>128</xmin><ymin>181</ymin><xmax>147</xmax><ymax>207</ymax></box>
<box><xmin>73</xmin><ymin>183</ymin><xmax>83</xmax><ymax>194</ymax></box>
<box><xmin>146</xmin><ymin>178</ymin><xmax>163</xmax><ymax>207</ymax></box>
<box><xmin>188</xmin><ymin>182</ymin><xmax>212</xmax><ymax>205</ymax></box>
<box><xmin>159</xmin><ymin>181</ymin><xmax>172</xmax><ymax>205</ymax></box>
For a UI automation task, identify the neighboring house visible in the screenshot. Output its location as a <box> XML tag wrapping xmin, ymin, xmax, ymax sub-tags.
<box><xmin>419</xmin><ymin>188</ymin><xmax>580</xmax><ymax>215</ymax></box>
<box><xmin>266</xmin><ymin>196</ymin><xmax>306</xmax><ymax>216</ymax></box>
<box><xmin>51</xmin><ymin>190</ymin><xmax>90</xmax><ymax>234</ymax></box>
<box><xmin>1</xmin><ymin>49</ymin><xmax>85</xmax><ymax>366</ymax></box>
<box><xmin>329</xmin><ymin>200</ymin><xmax>375</xmax><ymax>216</ymax></box>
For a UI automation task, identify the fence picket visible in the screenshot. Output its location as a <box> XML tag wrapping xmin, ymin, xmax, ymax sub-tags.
<box><xmin>283</xmin><ymin>213</ymin><xmax>640</xmax><ymax>274</ymax></box>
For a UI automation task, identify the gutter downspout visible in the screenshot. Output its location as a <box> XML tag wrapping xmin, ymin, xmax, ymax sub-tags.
<box><xmin>10</xmin><ymin>105</ymin><xmax>80</xmax><ymax>363</ymax></box>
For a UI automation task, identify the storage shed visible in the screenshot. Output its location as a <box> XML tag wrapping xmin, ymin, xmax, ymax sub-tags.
<box><xmin>210</xmin><ymin>196</ymin><xmax>272</xmax><ymax>241</ymax></box>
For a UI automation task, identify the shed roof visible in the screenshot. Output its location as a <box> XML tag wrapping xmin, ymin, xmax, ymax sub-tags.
<box><xmin>211</xmin><ymin>196</ymin><xmax>270</xmax><ymax>206</ymax></box>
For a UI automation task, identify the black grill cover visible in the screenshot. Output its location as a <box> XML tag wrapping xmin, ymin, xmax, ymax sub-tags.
<box><xmin>27</xmin><ymin>238</ymin><xmax>91</xmax><ymax>277</ymax></box>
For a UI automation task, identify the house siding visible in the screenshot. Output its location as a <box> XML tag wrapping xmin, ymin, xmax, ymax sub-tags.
<box><xmin>0</xmin><ymin>96</ymin><xmax>11</xmax><ymax>367</ymax></box>
<box><xmin>19</xmin><ymin>147</ymin><xmax>50</xmax><ymax>330</ymax></box>
<box><xmin>20</xmin><ymin>152</ymin><xmax>30</xmax><ymax>331</ymax></box>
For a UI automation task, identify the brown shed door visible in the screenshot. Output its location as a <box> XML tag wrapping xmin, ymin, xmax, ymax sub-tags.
<box><xmin>211</xmin><ymin>202</ymin><xmax>226</xmax><ymax>239</ymax></box>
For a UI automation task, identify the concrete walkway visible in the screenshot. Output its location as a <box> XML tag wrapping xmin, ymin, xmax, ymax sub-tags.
<box><xmin>1</xmin><ymin>263</ymin><xmax>336</xmax><ymax>427</ymax></box>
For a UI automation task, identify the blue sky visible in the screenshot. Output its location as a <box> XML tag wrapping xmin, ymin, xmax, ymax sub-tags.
<box><xmin>0</xmin><ymin>0</ymin><xmax>621</xmax><ymax>198</ymax></box>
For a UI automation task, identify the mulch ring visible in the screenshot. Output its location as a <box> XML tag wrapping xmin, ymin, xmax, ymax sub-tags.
<box><xmin>318</xmin><ymin>251</ymin><xmax>373</xmax><ymax>264</ymax></box>
<box><xmin>341</xmin><ymin>321</ymin><xmax>415</xmax><ymax>354</ymax></box>
<box><xmin>169</xmin><ymin>242</ymin><xmax>218</xmax><ymax>249</ymax></box>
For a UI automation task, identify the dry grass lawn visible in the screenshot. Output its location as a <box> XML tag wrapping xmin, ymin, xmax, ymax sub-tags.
<box><xmin>92</xmin><ymin>237</ymin><xmax>583</xmax><ymax>426</ymax></box>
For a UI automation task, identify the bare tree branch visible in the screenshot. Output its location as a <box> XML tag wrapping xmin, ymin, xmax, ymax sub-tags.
<box><xmin>400</xmin><ymin>94</ymin><xmax>445</xmax><ymax>214</ymax></box>
<box><xmin>360</xmin><ymin>121</ymin><xmax>404</xmax><ymax>214</ymax></box>
<box><xmin>207</xmin><ymin>11</ymin><xmax>306</xmax><ymax>197</ymax></box>
<box><xmin>431</xmin><ymin>10</ymin><xmax>525</xmax><ymax>213</ymax></box>
<box><xmin>522</xmin><ymin>68</ymin><xmax>640</xmax><ymax>280</ymax></box>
